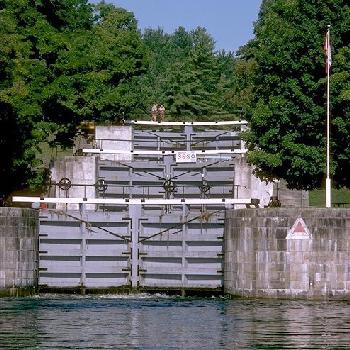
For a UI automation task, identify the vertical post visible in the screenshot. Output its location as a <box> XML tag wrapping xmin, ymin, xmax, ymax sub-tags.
<box><xmin>184</xmin><ymin>125</ymin><xmax>193</xmax><ymax>151</ymax></box>
<box><xmin>80</xmin><ymin>208</ymin><xmax>86</xmax><ymax>293</ymax></box>
<box><xmin>130</xmin><ymin>204</ymin><xmax>141</xmax><ymax>290</ymax></box>
<box><xmin>129</xmin><ymin>167</ymin><xmax>133</xmax><ymax>199</ymax></box>
<box><xmin>181</xmin><ymin>204</ymin><xmax>187</xmax><ymax>292</ymax></box>
<box><xmin>325</xmin><ymin>26</ymin><xmax>332</xmax><ymax>208</ymax></box>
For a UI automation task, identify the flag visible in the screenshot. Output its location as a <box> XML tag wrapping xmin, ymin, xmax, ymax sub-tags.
<box><xmin>324</xmin><ymin>29</ymin><xmax>332</xmax><ymax>74</ymax></box>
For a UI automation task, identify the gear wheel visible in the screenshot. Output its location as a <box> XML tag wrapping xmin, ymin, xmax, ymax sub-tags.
<box><xmin>95</xmin><ymin>179</ymin><xmax>108</xmax><ymax>193</ymax></box>
<box><xmin>163</xmin><ymin>179</ymin><xmax>176</xmax><ymax>193</ymax></box>
<box><xmin>58</xmin><ymin>177</ymin><xmax>72</xmax><ymax>191</ymax></box>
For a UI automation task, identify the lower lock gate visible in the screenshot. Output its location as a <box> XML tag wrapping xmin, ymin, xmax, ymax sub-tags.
<box><xmin>38</xmin><ymin>204</ymin><xmax>225</xmax><ymax>294</ymax></box>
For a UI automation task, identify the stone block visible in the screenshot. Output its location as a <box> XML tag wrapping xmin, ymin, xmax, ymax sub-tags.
<box><xmin>225</xmin><ymin>208</ymin><xmax>350</xmax><ymax>299</ymax></box>
<box><xmin>0</xmin><ymin>208</ymin><xmax>38</xmax><ymax>291</ymax></box>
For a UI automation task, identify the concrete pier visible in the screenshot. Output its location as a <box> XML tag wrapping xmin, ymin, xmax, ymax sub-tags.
<box><xmin>0</xmin><ymin>208</ymin><xmax>38</xmax><ymax>296</ymax></box>
<box><xmin>51</xmin><ymin>155</ymin><xmax>98</xmax><ymax>211</ymax></box>
<box><xmin>224</xmin><ymin>208</ymin><xmax>350</xmax><ymax>300</ymax></box>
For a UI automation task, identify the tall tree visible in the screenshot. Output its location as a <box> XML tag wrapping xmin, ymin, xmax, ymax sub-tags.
<box><xmin>130</xmin><ymin>26</ymin><xmax>235</xmax><ymax>119</ymax></box>
<box><xmin>244</xmin><ymin>0</ymin><xmax>350</xmax><ymax>189</ymax></box>
<box><xmin>0</xmin><ymin>0</ymin><xmax>147</xmax><ymax>196</ymax></box>
<box><xmin>44</xmin><ymin>2</ymin><xmax>147</xmax><ymax>124</ymax></box>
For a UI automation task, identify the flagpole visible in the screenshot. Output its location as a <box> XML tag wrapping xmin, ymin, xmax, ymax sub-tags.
<box><xmin>325</xmin><ymin>25</ymin><xmax>331</xmax><ymax>208</ymax></box>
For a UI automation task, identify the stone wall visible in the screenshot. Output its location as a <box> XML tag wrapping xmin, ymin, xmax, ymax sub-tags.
<box><xmin>0</xmin><ymin>208</ymin><xmax>38</xmax><ymax>295</ymax></box>
<box><xmin>274</xmin><ymin>180</ymin><xmax>309</xmax><ymax>207</ymax></box>
<box><xmin>224</xmin><ymin>208</ymin><xmax>350</xmax><ymax>300</ymax></box>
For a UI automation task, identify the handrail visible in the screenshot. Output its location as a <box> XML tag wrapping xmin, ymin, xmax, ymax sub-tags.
<box><xmin>126</xmin><ymin>120</ymin><xmax>248</xmax><ymax>126</ymax></box>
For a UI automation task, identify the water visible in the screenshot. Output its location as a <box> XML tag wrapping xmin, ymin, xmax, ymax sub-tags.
<box><xmin>1</xmin><ymin>295</ymin><xmax>350</xmax><ymax>349</ymax></box>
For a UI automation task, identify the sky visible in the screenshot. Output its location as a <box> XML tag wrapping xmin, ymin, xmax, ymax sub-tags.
<box><xmin>90</xmin><ymin>0</ymin><xmax>262</xmax><ymax>52</ymax></box>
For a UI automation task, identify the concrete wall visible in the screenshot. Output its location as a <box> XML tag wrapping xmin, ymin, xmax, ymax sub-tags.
<box><xmin>95</xmin><ymin>126</ymin><xmax>132</xmax><ymax>161</ymax></box>
<box><xmin>224</xmin><ymin>208</ymin><xmax>350</xmax><ymax>300</ymax></box>
<box><xmin>233</xmin><ymin>158</ymin><xmax>308</xmax><ymax>209</ymax></box>
<box><xmin>0</xmin><ymin>208</ymin><xmax>38</xmax><ymax>295</ymax></box>
<box><xmin>233</xmin><ymin>156</ymin><xmax>273</xmax><ymax>208</ymax></box>
<box><xmin>274</xmin><ymin>180</ymin><xmax>309</xmax><ymax>207</ymax></box>
<box><xmin>51</xmin><ymin>156</ymin><xmax>98</xmax><ymax>210</ymax></box>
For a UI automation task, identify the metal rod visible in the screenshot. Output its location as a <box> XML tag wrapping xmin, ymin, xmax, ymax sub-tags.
<box><xmin>325</xmin><ymin>25</ymin><xmax>332</xmax><ymax>208</ymax></box>
<box><xmin>48</xmin><ymin>209</ymin><xmax>130</xmax><ymax>242</ymax></box>
<box><xmin>138</xmin><ymin>209</ymin><xmax>223</xmax><ymax>243</ymax></box>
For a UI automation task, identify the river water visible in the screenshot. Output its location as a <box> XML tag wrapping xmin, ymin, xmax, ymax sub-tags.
<box><xmin>1</xmin><ymin>294</ymin><xmax>350</xmax><ymax>349</ymax></box>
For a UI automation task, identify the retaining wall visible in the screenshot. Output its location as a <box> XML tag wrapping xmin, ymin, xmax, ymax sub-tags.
<box><xmin>274</xmin><ymin>181</ymin><xmax>309</xmax><ymax>207</ymax></box>
<box><xmin>0</xmin><ymin>208</ymin><xmax>38</xmax><ymax>296</ymax></box>
<box><xmin>224</xmin><ymin>208</ymin><xmax>350</xmax><ymax>300</ymax></box>
<box><xmin>51</xmin><ymin>155</ymin><xmax>98</xmax><ymax>211</ymax></box>
<box><xmin>95</xmin><ymin>125</ymin><xmax>132</xmax><ymax>161</ymax></box>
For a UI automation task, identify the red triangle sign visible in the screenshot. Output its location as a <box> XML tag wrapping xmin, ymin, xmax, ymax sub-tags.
<box><xmin>287</xmin><ymin>217</ymin><xmax>311</xmax><ymax>239</ymax></box>
<box><xmin>294</xmin><ymin>221</ymin><xmax>306</xmax><ymax>233</ymax></box>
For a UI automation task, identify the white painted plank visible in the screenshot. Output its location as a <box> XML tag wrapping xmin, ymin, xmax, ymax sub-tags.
<box><xmin>129</xmin><ymin>120</ymin><xmax>248</xmax><ymax>126</ymax></box>
<box><xmin>82</xmin><ymin>148</ymin><xmax>247</xmax><ymax>155</ymax></box>
<box><xmin>13</xmin><ymin>196</ymin><xmax>251</xmax><ymax>205</ymax></box>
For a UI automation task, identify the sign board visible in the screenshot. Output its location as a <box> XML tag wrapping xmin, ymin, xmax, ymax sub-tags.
<box><xmin>286</xmin><ymin>217</ymin><xmax>311</xmax><ymax>240</ymax></box>
<box><xmin>175</xmin><ymin>151</ymin><xmax>197</xmax><ymax>163</ymax></box>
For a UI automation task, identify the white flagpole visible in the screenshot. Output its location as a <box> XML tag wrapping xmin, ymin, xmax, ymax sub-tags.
<box><xmin>325</xmin><ymin>25</ymin><xmax>331</xmax><ymax>208</ymax></box>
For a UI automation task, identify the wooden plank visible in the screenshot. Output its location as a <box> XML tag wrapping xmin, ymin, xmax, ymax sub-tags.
<box><xmin>83</xmin><ymin>148</ymin><xmax>247</xmax><ymax>155</ymax></box>
<box><xmin>128</xmin><ymin>120</ymin><xmax>248</xmax><ymax>126</ymax></box>
<box><xmin>13</xmin><ymin>196</ymin><xmax>252</xmax><ymax>205</ymax></box>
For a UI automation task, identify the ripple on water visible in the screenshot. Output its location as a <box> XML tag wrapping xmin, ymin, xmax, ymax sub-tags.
<box><xmin>0</xmin><ymin>296</ymin><xmax>350</xmax><ymax>349</ymax></box>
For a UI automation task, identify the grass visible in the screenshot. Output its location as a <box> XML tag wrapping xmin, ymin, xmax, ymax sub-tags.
<box><xmin>309</xmin><ymin>188</ymin><xmax>350</xmax><ymax>207</ymax></box>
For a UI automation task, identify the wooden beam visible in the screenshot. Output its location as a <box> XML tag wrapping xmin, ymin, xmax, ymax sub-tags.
<box><xmin>13</xmin><ymin>196</ymin><xmax>252</xmax><ymax>205</ymax></box>
<box><xmin>82</xmin><ymin>149</ymin><xmax>247</xmax><ymax>155</ymax></box>
<box><xmin>128</xmin><ymin>120</ymin><xmax>248</xmax><ymax>126</ymax></box>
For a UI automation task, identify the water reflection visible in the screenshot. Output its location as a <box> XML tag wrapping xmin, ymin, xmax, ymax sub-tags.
<box><xmin>0</xmin><ymin>296</ymin><xmax>350</xmax><ymax>349</ymax></box>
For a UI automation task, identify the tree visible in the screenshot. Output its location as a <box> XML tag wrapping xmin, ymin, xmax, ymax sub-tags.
<box><xmin>44</xmin><ymin>3</ymin><xmax>147</xmax><ymax>123</ymax></box>
<box><xmin>215</xmin><ymin>49</ymin><xmax>256</xmax><ymax>116</ymax></box>
<box><xmin>0</xmin><ymin>0</ymin><xmax>147</xmax><ymax>196</ymax></box>
<box><xmin>243</xmin><ymin>0</ymin><xmax>350</xmax><ymax>189</ymax></box>
<box><xmin>0</xmin><ymin>0</ymin><xmax>54</xmax><ymax>195</ymax></box>
<box><xmin>130</xmin><ymin>26</ymin><xmax>235</xmax><ymax>119</ymax></box>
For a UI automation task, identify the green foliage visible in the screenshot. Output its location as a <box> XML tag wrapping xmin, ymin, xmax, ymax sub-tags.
<box><xmin>44</xmin><ymin>3</ymin><xmax>147</xmax><ymax>122</ymax></box>
<box><xmin>0</xmin><ymin>0</ymin><xmax>147</xmax><ymax>196</ymax></box>
<box><xmin>243</xmin><ymin>0</ymin><xmax>350</xmax><ymax>189</ymax></box>
<box><xmin>129</xmin><ymin>26</ymin><xmax>241</xmax><ymax>120</ymax></box>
